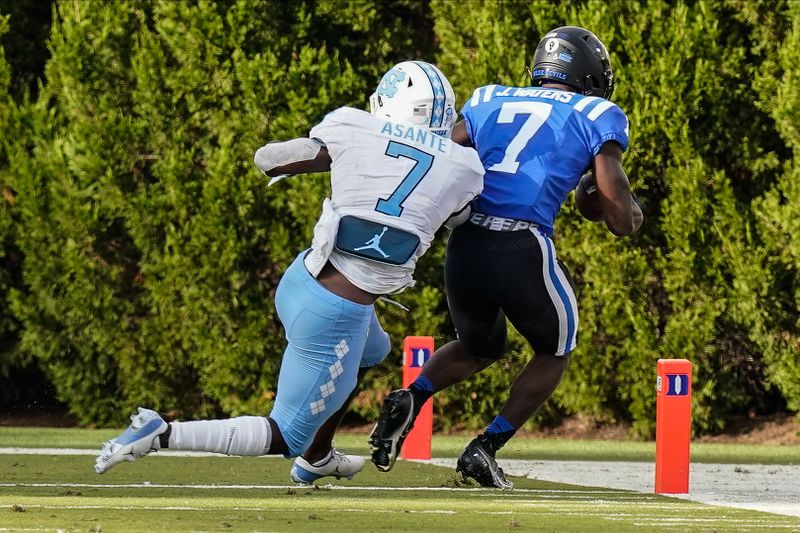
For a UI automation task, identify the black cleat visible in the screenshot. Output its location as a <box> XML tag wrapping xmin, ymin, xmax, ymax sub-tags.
<box><xmin>369</xmin><ymin>389</ymin><xmax>415</xmax><ymax>472</ymax></box>
<box><xmin>456</xmin><ymin>434</ymin><xmax>513</xmax><ymax>489</ymax></box>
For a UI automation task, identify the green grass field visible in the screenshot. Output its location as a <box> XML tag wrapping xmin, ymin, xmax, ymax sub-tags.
<box><xmin>1</xmin><ymin>428</ymin><xmax>798</xmax><ymax>532</ymax></box>
<box><xmin>3</xmin><ymin>426</ymin><xmax>799</xmax><ymax>464</ymax></box>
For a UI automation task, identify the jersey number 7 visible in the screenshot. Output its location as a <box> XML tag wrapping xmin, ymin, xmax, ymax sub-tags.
<box><xmin>488</xmin><ymin>101</ymin><xmax>553</xmax><ymax>174</ymax></box>
<box><xmin>375</xmin><ymin>141</ymin><xmax>434</xmax><ymax>217</ymax></box>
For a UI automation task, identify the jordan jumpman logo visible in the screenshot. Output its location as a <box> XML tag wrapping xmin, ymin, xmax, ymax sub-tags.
<box><xmin>354</xmin><ymin>227</ymin><xmax>390</xmax><ymax>258</ymax></box>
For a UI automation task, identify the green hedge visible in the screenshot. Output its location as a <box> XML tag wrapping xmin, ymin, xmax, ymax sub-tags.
<box><xmin>0</xmin><ymin>12</ymin><xmax>19</xmax><ymax>380</ymax></box>
<box><xmin>0</xmin><ymin>0</ymin><xmax>797</xmax><ymax>435</ymax></box>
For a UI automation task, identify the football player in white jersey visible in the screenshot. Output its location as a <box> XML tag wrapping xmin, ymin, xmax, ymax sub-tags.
<box><xmin>94</xmin><ymin>61</ymin><xmax>485</xmax><ymax>484</ymax></box>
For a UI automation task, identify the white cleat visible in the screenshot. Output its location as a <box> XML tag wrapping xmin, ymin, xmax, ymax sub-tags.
<box><xmin>290</xmin><ymin>449</ymin><xmax>365</xmax><ymax>484</ymax></box>
<box><xmin>94</xmin><ymin>407</ymin><xmax>167</xmax><ymax>474</ymax></box>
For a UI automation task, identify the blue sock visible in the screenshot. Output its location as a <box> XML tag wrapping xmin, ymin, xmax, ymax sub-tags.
<box><xmin>483</xmin><ymin>415</ymin><xmax>517</xmax><ymax>452</ymax></box>
<box><xmin>408</xmin><ymin>376</ymin><xmax>434</xmax><ymax>416</ymax></box>
<box><xmin>409</xmin><ymin>376</ymin><xmax>433</xmax><ymax>393</ymax></box>
<box><xmin>485</xmin><ymin>415</ymin><xmax>516</xmax><ymax>436</ymax></box>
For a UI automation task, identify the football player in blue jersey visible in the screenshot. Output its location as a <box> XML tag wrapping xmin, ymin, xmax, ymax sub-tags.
<box><xmin>370</xmin><ymin>26</ymin><xmax>643</xmax><ymax>488</ymax></box>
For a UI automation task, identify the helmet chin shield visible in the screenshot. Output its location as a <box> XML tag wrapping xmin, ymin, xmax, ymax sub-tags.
<box><xmin>369</xmin><ymin>61</ymin><xmax>457</xmax><ymax>136</ymax></box>
<box><xmin>530</xmin><ymin>26</ymin><xmax>615</xmax><ymax>100</ymax></box>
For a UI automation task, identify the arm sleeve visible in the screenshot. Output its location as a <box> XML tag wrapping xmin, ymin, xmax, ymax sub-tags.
<box><xmin>253</xmin><ymin>137</ymin><xmax>324</xmax><ymax>175</ymax></box>
<box><xmin>253</xmin><ymin>109</ymin><xmax>346</xmax><ymax>176</ymax></box>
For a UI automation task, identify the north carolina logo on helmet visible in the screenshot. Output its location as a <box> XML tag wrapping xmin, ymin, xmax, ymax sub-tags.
<box><xmin>377</xmin><ymin>69</ymin><xmax>406</xmax><ymax>98</ymax></box>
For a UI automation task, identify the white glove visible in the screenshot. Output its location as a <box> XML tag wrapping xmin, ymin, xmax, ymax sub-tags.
<box><xmin>444</xmin><ymin>204</ymin><xmax>472</xmax><ymax>230</ymax></box>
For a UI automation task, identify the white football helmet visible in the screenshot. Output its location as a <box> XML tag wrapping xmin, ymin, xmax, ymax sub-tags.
<box><xmin>369</xmin><ymin>61</ymin><xmax>457</xmax><ymax>137</ymax></box>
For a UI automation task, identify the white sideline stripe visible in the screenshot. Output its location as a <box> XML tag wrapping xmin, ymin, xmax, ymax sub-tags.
<box><xmin>0</xmin><ymin>504</ymin><xmax>792</xmax><ymax>526</ymax></box>
<box><xmin>3</xmin><ymin>504</ymin><xmax>791</xmax><ymax>525</ymax></box>
<box><xmin>0</xmin><ymin>482</ymin><xmax>619</xmax><ymax>495</ymax></box>
<box><xmin>0</xmin><ymin>504</ymin><xmax>444</xmax><ymax>514</ymax></box>
<box><xmin>632</xmin><ymin>521</ymin><xmax>799</xmax><ymax>529</ymax></box>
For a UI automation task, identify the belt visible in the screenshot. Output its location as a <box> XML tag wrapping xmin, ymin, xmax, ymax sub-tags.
<box><xmin>468</xmin><ymin>212</ymin><xmax>536</xmax><ymax>232</ymax></box>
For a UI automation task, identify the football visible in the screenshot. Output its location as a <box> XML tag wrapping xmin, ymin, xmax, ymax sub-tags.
<box><xmin>575</xmin><ymin>171</ymin><xmax>604</xmax><ymax>222</ymax></box>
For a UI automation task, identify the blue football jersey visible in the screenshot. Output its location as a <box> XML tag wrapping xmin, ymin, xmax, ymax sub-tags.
<box><xmin>461</xmin><ymin>85</ymin><xmax>630</xmax><ymax>235</ymax></box>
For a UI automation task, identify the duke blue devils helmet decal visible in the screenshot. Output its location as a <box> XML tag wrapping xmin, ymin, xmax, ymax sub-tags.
<box><xmin>531</xmin><ymin>26</ymin><xmax>615</xmax><ymax>100</ymax></box>
<box><xmin>369</xmin><ymin>61</ymin><xmax>456</xmax><ymax>136</ymax></box>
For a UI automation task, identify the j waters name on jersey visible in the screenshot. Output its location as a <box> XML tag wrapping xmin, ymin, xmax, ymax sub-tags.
<box><xmin>499</xmin><ymin>87</ymin><xmax>574</xmax><ymax>102</ymax></box>
<box><xmin>471</xmin><ymin>86</ymin><xmax>576</xmax><ymax>105</ymax></box>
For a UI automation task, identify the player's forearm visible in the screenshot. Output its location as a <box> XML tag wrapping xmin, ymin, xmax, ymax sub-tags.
<box><xmin>593</xmin><ymin>143</ymin><xmax>642</xmax><ymax>236</ymax></box>
<box><xmin>630</xmin><ymin>196</ymin><xmax>644</xmax><ymax>233</ymax></box>
<box><xmin>602</xmin><ymin>193</ymin><xmax>643</xmax><ymax>236</ymax></box>
<box><xmin>601</xmin><ymin>195</ymin><xmax>634</xmax><ymax>236</ymax></box>
<box><xmin>253</xmin><ymin>138</ymin><xmax>331</xmax><ymax>177</ymax></box>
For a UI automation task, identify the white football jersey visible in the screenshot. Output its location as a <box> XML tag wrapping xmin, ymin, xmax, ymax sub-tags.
<box><xmin>303</xmin><ymin>107</ymin><xmax>485</xmax><ymax>294</ymax></box>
